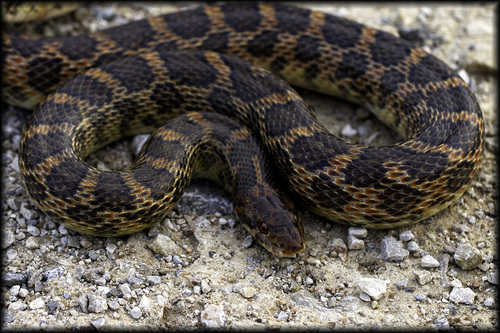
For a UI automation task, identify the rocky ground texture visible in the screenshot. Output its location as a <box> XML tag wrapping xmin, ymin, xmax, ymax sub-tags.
<box><xmin>1</xmin><ymin>3</ymin><xmax>497</xmax><ymax>331</ymax></box>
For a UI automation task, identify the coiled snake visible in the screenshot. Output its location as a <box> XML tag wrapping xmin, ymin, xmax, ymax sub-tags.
<box><xmin>4</xmin><ymin>4</ymin><xmax>484</xmax><ymax>256</ymax></box>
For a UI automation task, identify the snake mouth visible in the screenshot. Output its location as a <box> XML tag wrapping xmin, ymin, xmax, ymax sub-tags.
<box><xmin>253</xmin><ymin>223</ymin><xmax>306</xmax><ymax>257</ymax></box>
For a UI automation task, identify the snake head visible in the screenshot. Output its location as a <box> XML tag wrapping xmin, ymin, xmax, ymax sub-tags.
<box><xmin>234</xmin><ymin>186</ymin><xmax>305</xmax><ymax>257</ymax></box>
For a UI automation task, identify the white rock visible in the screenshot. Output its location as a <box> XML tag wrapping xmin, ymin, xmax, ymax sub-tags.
<box><xmin>29</xmin><ymin>298</ymin><xmax>45</xmax><ymax>310</ymax></box>
<box><xmin>421</xmin><ymin>254</ymin><xmax>440</xmax><ymax>268</ymax></box>
<box><xmin>9</xmin><ymin>301</ymin><xmax>27</xmax><ymax>311</ymax></box>
<box><xmin>200</xmin><ymin>304</ymin><xmax>227</xmax><ymax>329</ymax></box>
<box><xmin>399</xmin><ymin>230</ymin><xmax>414</xmax><ymax>242</ymax></box>
<box><xmin>239</xmin><ymin>286</ymin><xmax>257</xmax><ymax>298</ymax></box>
<box><xmin>25</xmin><ymin>237</ymin><xmax>40</xmax><ymax>249</ymax></box>
<box><xmin>484</xmin><ymin>297</ymin><xmax>494</xmax><ymax>308</ymax></box>
<box><xmin>201</xmin><ymin>279</ymin><xmax>211</xmax><ymax>294</ymax></box>
<box><xmin>139</xmin><ymin>295</ymin><xmax>150</xmax><ymax>309</ymax></box>
<box><xmin>130</xmin><ymin>306</ymin><xmax>142</xmax><ymax>319</ymax></box>
<box><xmin>357</xmin><ymin>278</ymin><xmax>387</xmax><ymax>300</ymax></box>
<box><xmin>341</xmin><ymin>124</ymin><xmax>357</xmax><ymax>137</ymax></box>
<box><xmin>449</xmin><ymin>287</ymin><xmax>475</xmax><ymax>304</ymax></box>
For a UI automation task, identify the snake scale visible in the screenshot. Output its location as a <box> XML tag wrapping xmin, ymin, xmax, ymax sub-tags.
<box><xmin>4</xmin><ymin>4</ymin><xmax>484</xmax><ymax>256</ymax></box>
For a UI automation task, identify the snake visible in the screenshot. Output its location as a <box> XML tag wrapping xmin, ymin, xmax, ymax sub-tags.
<box><xmin>3</xmin><ymin>3</ymin><xmax>484</xmax><ymax>256</ymax></box>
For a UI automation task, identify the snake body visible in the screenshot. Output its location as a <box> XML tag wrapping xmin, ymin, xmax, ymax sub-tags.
<box><xmin>4</xmin><ymin>4</ymin><xmax>484</xmax><ymax>256</ymax></box>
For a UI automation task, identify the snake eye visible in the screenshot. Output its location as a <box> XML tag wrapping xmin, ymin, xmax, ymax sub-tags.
<box><xmin>259</xmin><ymin>222</ymin><xmax>269</xmax><ymax>234</ymax></box>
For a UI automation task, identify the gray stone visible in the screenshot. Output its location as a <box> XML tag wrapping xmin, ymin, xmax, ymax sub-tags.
<box><xmin>42</xmin><ymin>266</ymin><xmax>65</xmax><ymax>280</ymax></box>
<box><xmin>327</xmin><ymin>237</ymin><xmax>347</xmax><ymax>252</ymax></box>
<box><xmin>347</xmin><ymin>235</ymin><xmax>365</xmax><ymax>250</ymax></box>
<box><xmin>2</xmin><ymin>273</ymin><xmax>27</xmax><ymax>287</ymax></box>
<box><xmin>148</xmin><ymin>234</ymin><xmax>184</xmax><ymax>257</ymax></box>
<box><xmin>434</xmin><ymin>316</ymin><xmax>450</xmax><ymax>329</ymax></box>
<box><xmin>414</xmin><ymin>270</ymin><xmax>433</xmax><ymax>285</ymax></box>
<box><xmin>454</xmin><ymin>243</ymin><xmax>482</xmax><ymax>270</ymax></box>
<box><xmin>348</xmin><ymin>227</ymin><xmax>367</xmax><ymax>238</ymax></box>
<box><xmin>146</xmin><ymin>275</ymin><xmax>161</xmax><ymax>285</ymax></box>
<box><xmin>2</xmin><ymin>230</ymin><xmax>15</xmax><ymax>249</ymax></box>
<box><xmin>378</xmin><ymin>236</ymin><xmax>409</xmax><ymax>261</ymax></box>
<box><xmin>87</xmin><ymin>294</ymin><xmax>108</xmax><ymax>313</ymax></box>
<box><xmin>338</xmin><ymin>296</ymin><xmax>363</xmax><ymax>312</ymax></box>
<box><xmin>242</xmin><ymin>235</ymin><xmax>253</xmax><ymax>249</ymax></box>
<box><xmin>27</xmin><ymin>225</ymin><xmax>40</xmax><ymax>237</ymax></box>
<box><xmin>20</xmin><ymin>204</ymin><xmax>39</xmax><ymax>220</ymax></box>
<box><xmin>290</xmin><ymin>289</ymin><xmax>330</xmax><ymax>312</ymax></box>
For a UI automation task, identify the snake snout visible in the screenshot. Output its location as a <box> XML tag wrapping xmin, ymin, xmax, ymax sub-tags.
<box><xmin>237</xmin><ymin>192</ymin><xmax>305</xmax><ymax>257</ymax></box>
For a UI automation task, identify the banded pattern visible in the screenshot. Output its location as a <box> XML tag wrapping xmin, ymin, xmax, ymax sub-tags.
<box><xmin>4</xmin><ymin>4</ymin><xmax>484</xmax><ymax>256</ymax></box>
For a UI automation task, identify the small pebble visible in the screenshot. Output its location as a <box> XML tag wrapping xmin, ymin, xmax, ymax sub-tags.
<box><xmin>399</xmin><ymin>230</ymin><xmax>414</xmax><ymax>242</ymax></box>
<box><xmin>242</xmin><ymin>235</ymin><xmax>253</xmax><ymax>249</ymax></box>
<box><xmin>27</xmin><ymin>225</ymin><xmax>40</xmax><ymax>237</ymax></box>
<box><xmin>9</xmin><ymin>285</ymin><xmax>20</xmax><ymax>297</ymax></box>
<box><xmin>201</xmin><ymin>279</ymin><xmax>211</xmax><ymax>294</ymax></box>
<box><xmin>106</xmin><ymin>243</ymin><xmax>117</xmax><ymax>254</ymax></box>
<box><xmin>130</xmin><ymin>306</ymin><xmax>142</xmax><ymax>319</ymax></box>
<box><xmin>348</xmin><ymin>227</ymin><xmax>367</xmax><ymax>238</ymax></box>
<box><xmin>9</xmin><ymin>302</ymin><xmax>27</xmax><ymax>312</ymax></box>
<box><xmin>91</xmin><ymin>317</ymin><xmax>105</xmax><ymax>329</ymax></box>
<box><xmin>454</xmin><ymin>243</ymin><xmax>482</xmax><ymax>270</ymax></box>
<box><xmin>378</xmin><ymin>236</ymin><xmax>409</xmax><ymax>261</ymax></box>
<box><xmin>200</xmin><ymin>304</ymin><xmax>227</xmax><ymax>329</ymax></box>
<box><xmin>449</xmin><ymin>287</ymin><xmax>475</xmax><ymax>304</ymax></box>
<box><xmin>139</xmin><ymin>296</ymin><xmax>150</xmax><ymax>309</ymax></box>
<box><xmin>341</xmin><ymin>124</ymin><xmax>357</xmax><ymax>137</ymax></box>
<box><xmin>327</xmin><ymin>238</ymin><xmax>347</xmax><ymax>252</ymax></box>
<box><xmin>421</xmin><ymin>254</ymin><xmax>440</xmax><ymax>268</ymax></box>
<box><xmin>20</xmin><ymin>204</ymin><xmax>39</xmax><ymax>220</ymax></box>
<box><xmin>487</xmin><ymin>270</ymin><xmax>498</xmax><ymax>285</ymax></box>
<box><xmin>484</xmin><ymin>297</ymin><xmax>494</xmax><ymax>308</ymax></box>
<box><xmin>414</xmin><ymin>270</ymin><xmax>433</xmax><ymax>285</ymax></box>
<box><xmin>148</xmin><ymin>234</ymin><xmax>184</xmax><ymax>257</ymax></box>
<box><xmin>43</xmin><ymin>266</ymin><xmax>65</xmax><ymax>280</ymax></box>
<box><xmin>87</xmin><ymin>294</ymin><xmax>108</xmax><ymax>313</ymax></box>
<box><xmin>239</xmin><ymin>286</ymin><xmax>257</xmax><ymax>298</ymax></box>
<box><xmin>29</xmin><ymin>298</ymin><xmax>45</xmax><ymax>310</ymax></box>
<box><xmin>304</xmin><ymin>276</ymin><xmax>314</xmax><ymax>285</ymax></box>
<box><xmin>347</xmin><ymin>235</ymin><xmax>365</xmax><ymax>250</ymax></box>
<box><xmin>434</xmin><ymin>316</ymin><xmax>450</xmax><ymax>330</ymax></box>
<box><xmin>407</xmin><ymin>241</ymin><xmax>419</xmax><ymax>252</ymax></box>
<box><xmin>2</xmin><ymin>273</ymin><xmax>27</xmax><ymax>287</ymax></box>
<box><xmin>396</xmin><ymin>279</ymin><xmax>408</xmax><ymax>289</ymax></box>
<box><xmin>146</xmin><ymin>275</ymin><xmax>161</xmax><ymax>285</ymax></box>
<box><xmin>25</xmin><ymin>237</ymin><xmax>40</xmax><ymax>249</ymax></box>
<box><xmin>357</xmin><ymin>278</ymin><xmax>387</xmax><ymax>300</ymax></box>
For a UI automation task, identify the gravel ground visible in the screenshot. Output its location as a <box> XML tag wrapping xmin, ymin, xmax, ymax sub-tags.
<box><xmin>1</xmin><ymin>2</ymin><xmax>497</xmax><ymax>331</ymax></box>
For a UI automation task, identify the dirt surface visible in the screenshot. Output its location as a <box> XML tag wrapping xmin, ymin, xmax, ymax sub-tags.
<box><xmin>1</xmin><ymin>2</ymin><xmax>497</xmax><ymax>331</ymax></box>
